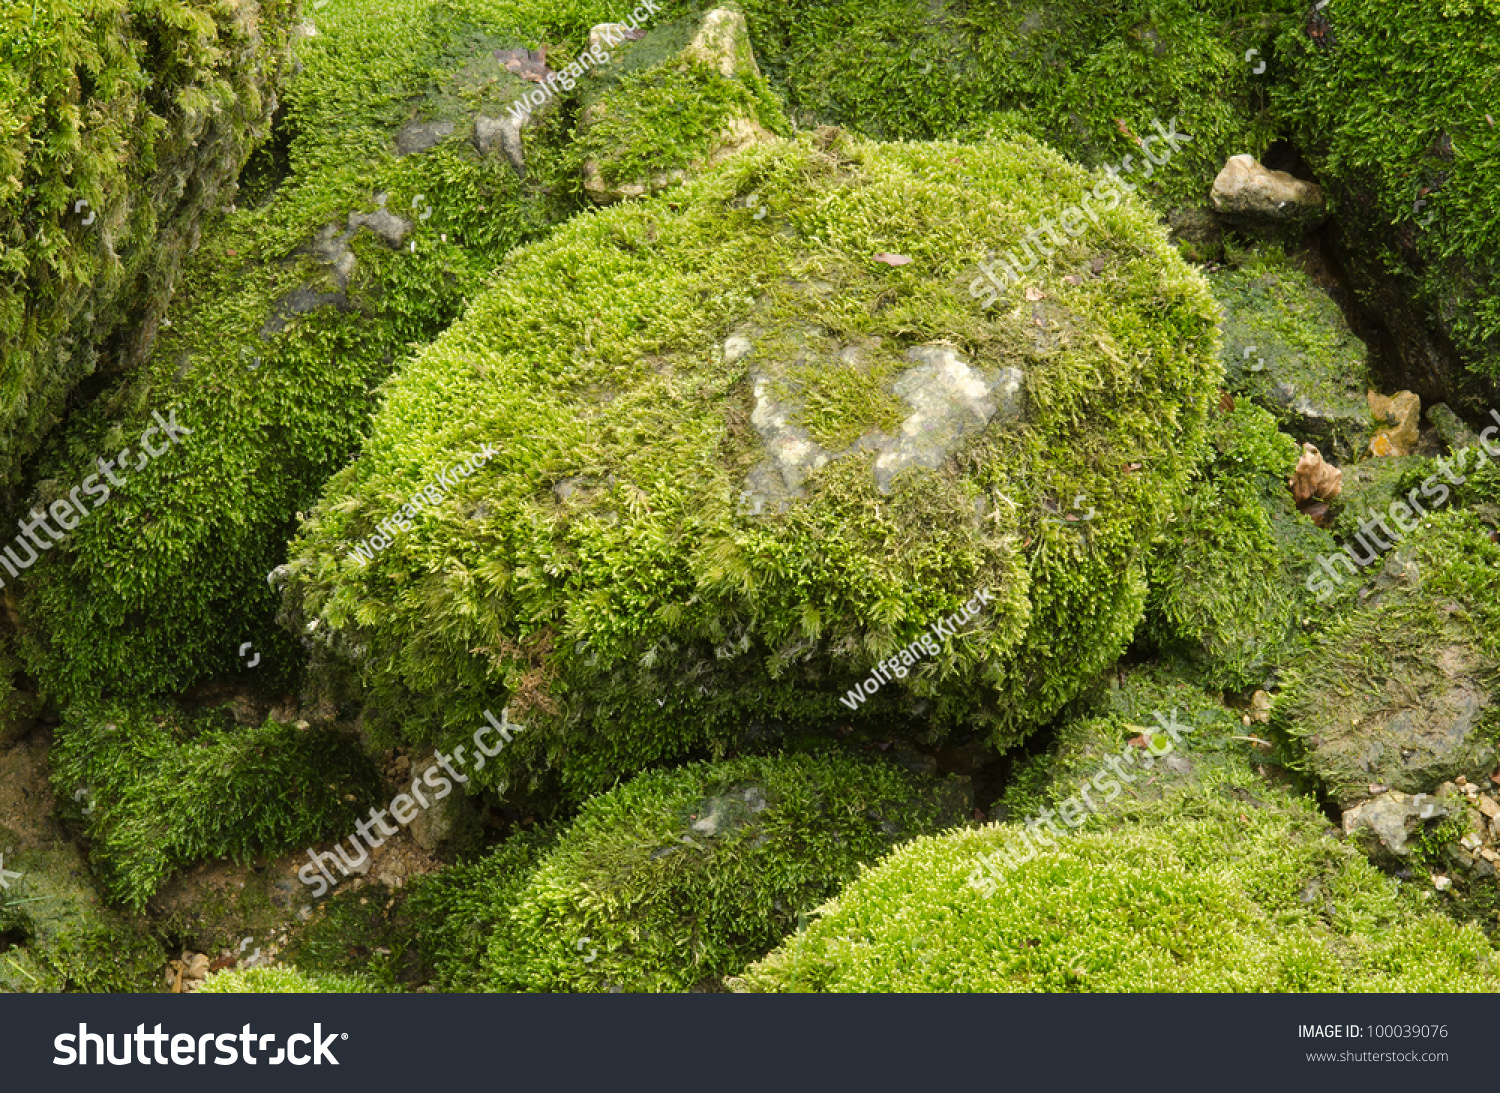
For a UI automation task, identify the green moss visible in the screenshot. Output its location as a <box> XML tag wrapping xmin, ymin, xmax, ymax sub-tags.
<box><xmin>0</xmin><ymin>0</ymin><xmax>296</xmax><ymax>494</ymax></box>
<box><xmin>407</xmin><ymin>826</ymin><xmax>559</xmax><ymax>992</ymax></box>
<box><xmin>731</xmin><ymin>786</ymin><xmax>1500</xmax><ymax>992</ymax></box>
<box><xmin>1210</xmin><ymin>245</ymin><xmax>1373</xmax><ymax>463</ymax></box>
<box><xmin>1143</xmin><ymin>400</ymin><xmax>1331</xmax><ymax>689</ymax></box>
<box><xmin>1275</xmin><ymin>0</ymin><xmax>1500</xmax><ymax>405</ymax></box>
<box><xmin>281</xmin><ymin>887</ymin><xmax>426</xmax><ymax>991</ymax></box>
<box><xmin>197</xmin><ymin>965</ymin><xmax>381</xmax><ymax>993</ymax></box>
<box><xmin>652</xmin><ymin>0</ymin><xmax>1301</xmax><ymax>211</ymax></box>
<box><xmin>572</xmin><ymin>11</ymin><xmax>791</xmax><ymax>192</ymax></box>
<box><xmin>0</xmin><ymin>825</ymin><xmax>165</xmax><ymax>993</ymax></box>
<box><xmin>1276</xmin><ymin>509</ymin><xmax>1500</xmax><ymax>807</ymax></box>
<box><xmin>283</xmin><ymin>131</ymin><xmax>1221</xmax><ymax>801</ymax></box>
<box><xmin>10</xmin><ymin>0</ymin><xmax>633</xmax><ymax>709</ymax></box>
<box><xmin>49</xmin><ymin>700</ymin><xmax>383</xmax><ymax>911</ymax></box>
<box><xmin>414</xmin><ymin>752</ymin><xmax>968</xmax><ymax>992</ymax></box>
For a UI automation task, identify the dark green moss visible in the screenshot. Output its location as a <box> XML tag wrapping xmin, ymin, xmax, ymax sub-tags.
<box><xmin>49</xmin><ymin>701</ymin><xmax>383</xmax><ymax>911</ymax></box>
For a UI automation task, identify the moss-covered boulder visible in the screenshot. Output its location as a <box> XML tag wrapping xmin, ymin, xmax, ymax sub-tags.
<box><xmin>1210</xmin><ymin>246</ymin><xmax>1372</xmax><ymax>463</ymax></box>
<box><xmin>281</xmin><ymin>129</ymin><xmax>1221</xmax><ymax>801</ymax></box>
<box><xmin>1277</xmin><ymin>508</ymin><xmax>1500</xmax><ymax>811</ymax></box>
<box><xmin>411</xmin><ymin>752</ymin><xmax>970</xmax><ymax>991</ymax></box>
<box><xmin>0</xmin><ymin>824</ymin><xmax>165</xmax><ymax>993</ymax></box>
<box><xmin>1143</xmin><ymin>400</ymin><xmax>1331</xmax><ymax>691</ymax></box>
<box><xmin>1276</xmin><ymin>0</ymin><xmax>1500</xmax><ymax>414</ymax></box>
<box><xmin>731</xmin><ymin>799</ymin><xmax>1500</xmax><ymax>991</ymax></box>
<box><xmin>414</xmin><ymin>749</ymin><xmax>972</xmax><ymax>989</ymax></box>
<box><xmin>49</xmin><ymin>700</ymin><xmax>382</xmax><ymax>911</ymax></box>
<box><xmin>732</xmin><ymin>683</ymin><xmax>1500</xmax><ymax>991</ymax></box>
<box><xmin>7</xmin><ymin>0</ymin><xmax>638</xmax><ymax>707</ymax></box>
<box><xmin>0</xmin><ymin>0</ymin><xmax>295</xmax><ymax>496</ymax></box>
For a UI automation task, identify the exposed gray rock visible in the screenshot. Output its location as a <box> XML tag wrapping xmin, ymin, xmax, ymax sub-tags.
<box><xmin>394</xmin><ymin>118</ymin><xmax>455</xmax><ymax>156</ymax></box>
<box><xmin>473</xmin><ymin>114</ymin><xmax>527</xmax><ymax>177</ymax></box>
<box><xmin>348</xmin><ymin>207</ymin><xmax>414</xmax><ymax>249</ymax></box>
<box><xmin>740</xmin><ymin>342</ymin><xmax>1025</xmax><ymax>513</ymax></box>
<box><xmin>1342</xmin><ymin>788</ymin><xmax>1448</xmax><ymax>863</ymax></box>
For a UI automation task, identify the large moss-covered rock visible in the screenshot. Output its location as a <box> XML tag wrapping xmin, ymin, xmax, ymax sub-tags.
<box><xmin>0</xmin><ymin>0</ymin><xmax>296</xmax><ymax>499</ymax></box>
<box><xmin>731</xmin><ymin>798</ymin><xmax>1500</xmax><ymax>991</ymax></box>
<box><xmin>1276</xmin><ymin>0</ymin><xmax>1500</xmax><ymax>414</ymax></box>
<box><xmin>411</xmin><ymin>752</ymin><xmax>970</xmax><ymax>992</ymax></box>
<box><xmin>731</xmin><ymin>701</ymin><xmax>1500</xmax><ymax>991</ymax></box>
<box><xmin>8</xmin><ymin>0</ymin><xmax>631</xmax><ymax>706</ymax></box>
<box><xmin>280</xmin><ymin>129</ymin><xmax>1222</xmax><ymax>801</ymax></box>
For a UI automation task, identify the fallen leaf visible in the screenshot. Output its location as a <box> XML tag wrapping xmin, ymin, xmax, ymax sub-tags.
<box><xmin>1062</xmin><ymin>274</ymin><xmax>1083</xmax><ymax>285</ymax></box>
<box><xmin>225</xmin><ymin>249</ymin><xmax>238</xmax><ymax>257</ymax></box>
<box><xmin>1491</xmin><ymin>767</ymin><xmax>1500</xmax><ymax>786</ymax></box>
<box><xmin>1024</xmin><ymin>286</ymin><xmax>1045</xmax><ymax>301</ymax></box>
<box><xmin>1368</xmin><ymin>783</ymin><xmax>1389</xmax><ymax>795</ymax></box>
<box><xmin>1122</xmin><ymin>462</ymin><xmax>1143</xmax><ymax>473</ymax></box>
<box><xmin>1300</xmin><ymin>500</ymin><xmax>1331</xmax><ymax>527</ymax></box>
<box><xmin>1218</xmin><ymin>391</ymin><xmax>1235</xmax><ymax>414</ymax></box>
<box><xmin>1089</xmin><ymin>256</ymin><xmax>1107</xmax><ymax>275</ymax></box>
<box><xmin>873</xmin><ymin>252</ymin><xmax>912</xmax><ymax>266</ymax></box>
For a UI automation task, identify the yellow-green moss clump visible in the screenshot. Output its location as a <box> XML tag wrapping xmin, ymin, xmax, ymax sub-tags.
<box><xmin>9</xmin><ymin>0</ymin><xmax>628</xmax><ymax>706</ymax></box>
<box><xmin>411</xmin><ymin>752</ymin><xmax>971</xmax><ymax>992</ymax></box>
<box><xmin>0</xmin><ymin>0</ymin><xmax>295</xmax><ymax>494</ymax></box>
<box><xmin>1143</xmin><ymin>400</ymin><xmax>1333</xmax><ymax>690</ymax></box>
<box><xmin>197</xmin><ymin>966</ymin><xmax>379</xmax><ymax>993</ymax></box>
<box><xmin>732</xmin><ymin>789</ymin><xmax>1500</xmax><ymax>992</ymax></box>
<box><xmin>282</xmin><ymin>130</ymin><xmax>1222</xmax><ymax>802</ymax></box>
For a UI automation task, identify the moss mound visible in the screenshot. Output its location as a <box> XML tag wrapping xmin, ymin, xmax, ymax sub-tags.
<box><xmin>283</xmin><ymin>130</ymin><xmax>1221</xmax><ymax>801</ymax></box>
<box><xmin>1143</xmin><ymin>400</ymin><xmax>1331</xmax><ymax>690</ymax></box>
<box><xmin>50</xmin><ymin>701</ymin><xmax>382</xmax><ymax>911</ymax></box>
<box><xmin>197</xmin><ymin>965</ymin><xmax>379</xmax><ymax>993</ymax></box>
<box><xmin>0</xmin><ymin>0</ymin><xmax>295</xmax><ymax>495</ymax></box>
<box><xmin>411</xmin><ymin>751</ymin><xmax>969</xmax><ymax>991</ymax></box>
<box><xmin>732</xmin><ymin>780</ymin><xmax>1500</xmax><ymax>992</ymax></box>
<box><xmin>1210</xmin><ymin>246</ymin><xmax>1373</xmax><ymax>463</ymax></box>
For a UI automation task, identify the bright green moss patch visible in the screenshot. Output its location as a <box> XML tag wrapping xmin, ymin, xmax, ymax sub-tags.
<box><xmin>732</xmin><ymin>790</ymin><xmax>1500</xmax><ymax>992</ymax></box>
<box><xmin>284</xmin><ymin>131</ymin><xmax>1221</xmax><ymax>801</ymax></box>
<box><xmin>50</xmin><ymin>702</ymin><xmax>382</xmax><ymax>911</ymax></box>
<box><xmin>0</xmin><ymin>0</ymin><xmax>295</xmax><ymax>491</ymax></box>
<box><xmin>413</xmin><ymin>752</ymin><xmax>969</xmax><ymax>992</ymax></box>
<box><xmin>573</xmin><ymin>11</ymin><xmax>790</xmax><ymax>192</ymax></box>
<box><xmin>197</xmin><ymin>965</ymin><xmax>380</xmax><ymax>993</ymax></box>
